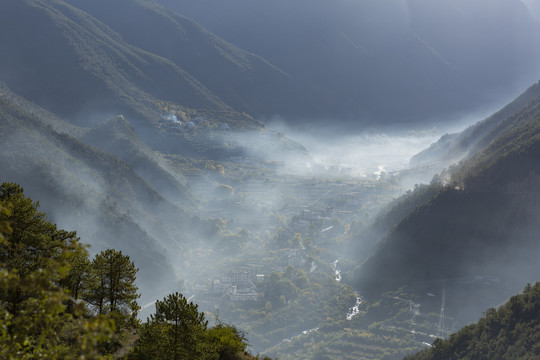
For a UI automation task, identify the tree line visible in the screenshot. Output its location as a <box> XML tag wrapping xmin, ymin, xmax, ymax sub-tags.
<box><xmin>0</xmin><ymin>182</ymin><xmax>271</xmax><ymax>360</ymax></box>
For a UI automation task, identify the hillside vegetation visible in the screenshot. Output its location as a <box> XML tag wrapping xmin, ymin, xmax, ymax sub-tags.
<box><xmin>350</xmin><ymin>80</ymin><xmax>540</xmax><ymax>327</ymax></box>
<box><xmin>65</xmin><ymin>0</ymin><xmax>293</xmax><ymax>116</ymax></box>
<box><xmin>405</xmin><ymin>283</ymin><xmax>540</xmax><ymax>360</ymax></box>
<box><xmin>0</xmin><ymin>88</ymin><xmax>187</xmax><ymax>295</ymax></box>
<box><xmin>0</xmin><ymin>0</ymin><xmax>229</xmax><ymax>124</ymax></box>
<box><xmin>411</xmin><ymin>80</ymin><xmax>540</xmax><ymax>167</ymax></box>
<box><xmin>0</xmin><ymin>183</ymin><xmax>273</xmax><ymax>360</ymax></box>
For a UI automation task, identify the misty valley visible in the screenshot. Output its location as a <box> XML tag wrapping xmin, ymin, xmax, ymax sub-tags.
<box><xmin>130</xmin><ymin>113</ymin><xmax>540</xmax><ymax>359</ymax></box>
<box><xmin>2</xmin><ymin>0</ymin><xmax>540</xmax><ymax>359</ymax></box>
<box><xmin>154</xmin><ymin>129</ymin><xmax>435</xmax><ymax>358</ymax></box>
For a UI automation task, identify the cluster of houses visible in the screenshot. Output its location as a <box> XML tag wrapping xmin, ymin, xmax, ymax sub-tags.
<box><xmin>195</xmin><ymin>269</ymin><xmax>264</xmax><ymax>302</ymax></box>
<box><xmin>285</xmin><ymin>206</ymin><xmax>335</xmax><ymax>233</ymax></box>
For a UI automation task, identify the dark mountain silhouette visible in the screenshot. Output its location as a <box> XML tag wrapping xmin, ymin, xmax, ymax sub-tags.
<box><xmin>353</xmin><ymin>82</ymin><xmax>540</xmax><ymax>301</ymax></box>
<box><xmin>157</xmin><ymin>0</ymin><xmax>540</xmax><ymax>124</ymax></box>
<box><xmin>411</xmin><ymin>81</ymin><xmax>540</xmax><ymax>167</ymax></box>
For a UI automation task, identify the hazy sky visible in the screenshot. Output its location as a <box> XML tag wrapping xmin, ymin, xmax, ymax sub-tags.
<box><xmin>522</xmin><ymin>0</ymin><xmax>540</xmax><ymax>20</ymax></box>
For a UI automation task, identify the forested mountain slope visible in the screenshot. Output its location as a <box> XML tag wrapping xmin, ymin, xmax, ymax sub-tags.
<box><xmin>363</xmin><ymin>80</ymin><xmax>540</xmax><ymax>257</ymax></box>
<box><xmin>0</xmin><ymin>82</ymin><xmax>83</xmax><ymax>136</ymax></box>
<box><xmin>0</xmin><ymin>0</ymin><xmax>228</xmax><ymax>125</ymax></box>
<box><xmin>353</xmin><ymin>82</ymin><xmax>540</xmax><ymax>303</ymax></box>
<box><xmin>0</xmin><ymin>184</ymin><xmax>274</xmax><ymax>359</ymax></box>
<box><xmin>411</xmin><ymin>80</ymin><xmax>540</xmax><ymax>167</ymax></box>
<box><xmin>3</xmin><ymin>0</ymin><xmax>537</xmax><ymax>127</ymax></box>
<box><xmin>0</xmin><ymin>89</ymin><xmax>189</xmax><ymax>294</ymax></box>
<box><xmin>406</xmin><ymin>282</ymin><xmax>540</xmax><ymax>360</ymax></box>
<box><xmin>81</xmin><ymin>115</ymin><xmax>191</xmax><ymax>204</ymax></box>
<box><xmin>345</xmin><ymin>81</ymin><xmax>540</xmax><ymax>266</ymax></box>
<box><xmin>65</xmin><ymin>0</ymin><xmax>293</xmax><ymax>116</ymax></box>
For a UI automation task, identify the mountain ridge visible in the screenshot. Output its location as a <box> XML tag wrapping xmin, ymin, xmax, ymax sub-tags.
<box><xmin>411</xmin><ymin>81</ymin><xmax>540</xmax><ymax>167</ymax></box>
<box><xmin>81</xmin><ymin>115</ymin><xmax>192</xmax><ymax>204</ymax></box>
<box><xmin>0</xmin><ymin>0</ymin><xmax>229</xmax><ymax>126</ymax></box>
<box><xmin>66</xmin><ymin>0</ymin><xmax>294</xmax><ymax>116</ymax></box>
<box><xmin>157</xmin><ymin>0</ymin><xmax>540</xmax><ymax>124</ymax></box>
<box><xmin>0</xmin><ymin>86</ymin><xmax>190</xmax><ymax>295</ymax></box>
<box><xmin>353</xmin><ymin>83</ymin><xmax>540</xmax><ymax>306</ymax></box>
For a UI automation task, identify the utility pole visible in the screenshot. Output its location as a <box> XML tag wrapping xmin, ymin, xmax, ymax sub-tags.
<box><xmin>438</xmin><ymin>287</ymin><xmax>446</xmax><ymax>338</ymax></box>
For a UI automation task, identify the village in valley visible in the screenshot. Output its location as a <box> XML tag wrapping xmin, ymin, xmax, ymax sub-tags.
<box><xmin>177</xmin><ymin>155</ymin><xmax>405</xmax><ymax>318</ymax></box>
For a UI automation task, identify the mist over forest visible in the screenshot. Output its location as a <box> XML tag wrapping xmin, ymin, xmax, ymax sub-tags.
<box><xmin>1</xmin><ymin>0</ymin><xmax>540</xmax><ymax>359</ymax></box>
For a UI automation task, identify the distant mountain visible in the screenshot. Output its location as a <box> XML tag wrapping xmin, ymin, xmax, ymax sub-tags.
<box><xmin>157</xmin><ymin>0</ymin><xmax>540</xmax><ymax>124</ymax></box>
<box><xmin>0</xmin><ymin>0</ymin><xmax>231</xmax><ymax>126</ymax></box>
<box><xmin>3</xmin><ymin>0</ymin><xmax>536</xmax><ymax>127</ymax></box>
<box><xmin>65</xmin><ymin>0</ymin><xmax>293</xmax><ymax>116</ymax></box>
<box><xmin>0</xmin><ymin>0</ymin><xmax>300</xmax><ymax>130</ymax></box>
<box><xmin>406</xmin><ymin>282</ymin><xmax>540</xmax><ymax>360</ymax></box>
<box><xmin>352</xmin><ymin>80</ymin><xmax>540</xmax><ymax>302</ymax></box>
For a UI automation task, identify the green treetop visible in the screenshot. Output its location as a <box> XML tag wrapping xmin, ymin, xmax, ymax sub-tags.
<box><xmin>0</xmin><ymin>182</ymin><xmax>113</xmax><ymax>359</ymax></box>
<box><xmin>87</xmin><ymin>248</ymin><xmax>140</xmax><ymax>317</ymax></box>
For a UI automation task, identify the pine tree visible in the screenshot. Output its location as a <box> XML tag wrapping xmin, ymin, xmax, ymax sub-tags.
<box><xmin>87</xmin><ymin>249</ymin><xmax>140</xmax><ymax>317</ymax></box>
<box><xmin>59</xmin><ymin>250</ymin><xmax>92</xmax><ymax>313</ymax></box>
<box><xmin>0</xmin><ymin>182</ymin><xmax>113</xmax><ymax>359</ymax></box>
<box><xmin>133</xmin><ymin>292</ymin><xmax>208</xmax><ymax>360</ymax></box>
<box><xmin>0</xmin><ymin>183</ymin><xmax>81</xmax><ymax>315</ymax></box>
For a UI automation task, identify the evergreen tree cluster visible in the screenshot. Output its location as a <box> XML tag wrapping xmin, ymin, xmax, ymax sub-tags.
<box><xmin>0</xmin><ymin>182</ymin><xmax>116</xmax><ymax>359</ymax></box>
<box><xmin>0</xmin><ymin>182</ymin><xmax>271</xmax><ymax>360</ymax></box>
